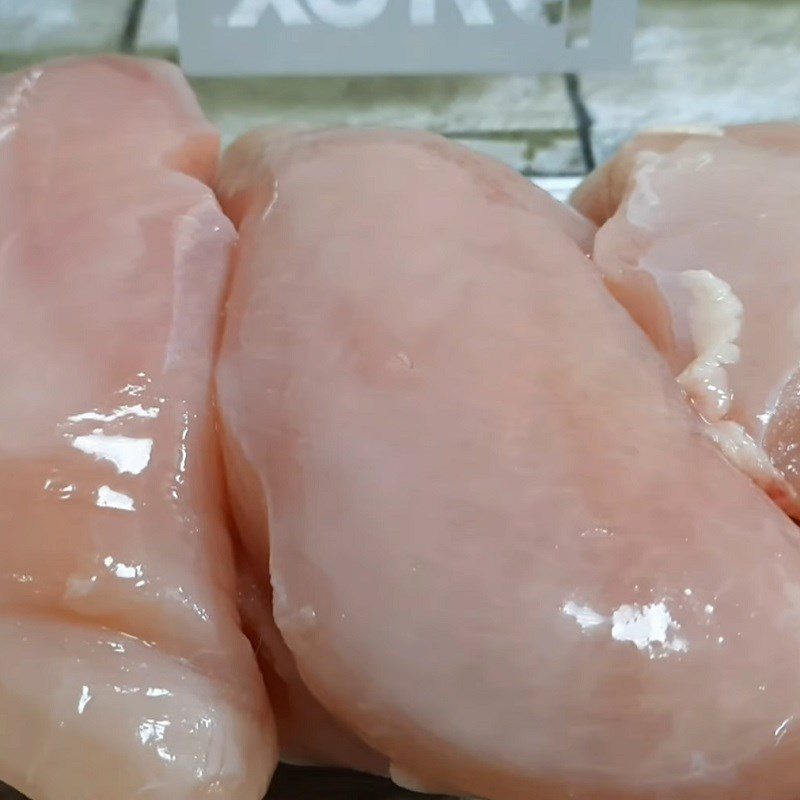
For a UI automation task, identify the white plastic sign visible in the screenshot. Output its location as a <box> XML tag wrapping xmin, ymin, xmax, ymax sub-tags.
<box><xmin>178</xmin><ymin>0</ymin><xmax>637</xmax><ymax>76</ymax></box>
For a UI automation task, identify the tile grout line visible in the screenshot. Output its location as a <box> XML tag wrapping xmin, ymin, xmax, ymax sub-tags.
<box><xmin>120</xmin><ymin>0</ymin><xmax>146</xmax><ymax>54</ymax></box>
<box><xmin>563</xmin><ymin>72</ymin><xmax>595</xmax><ymax>173</ymax></box>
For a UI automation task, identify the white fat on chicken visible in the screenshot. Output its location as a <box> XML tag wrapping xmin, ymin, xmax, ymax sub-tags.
<box><xmin>676</xmin><ymin>269</ymin><xmax>742</xmax><ymax>422</ymax></box>
<box><xmin>675</xmin><ymin>269</ymin><xmax>798</xmax><ymax>510</ymax></box>
<box><xmin>577</xmin><ymin>131</ymin><xmax>800</xmax><ymax>517</ymax></box>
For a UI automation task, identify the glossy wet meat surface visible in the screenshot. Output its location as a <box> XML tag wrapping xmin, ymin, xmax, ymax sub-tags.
<box><xmin>215</xmin><ymin>127</ymin><xmax>800</xmax><ymax>800</ymax></box>
<box><xmin>0</xmin><ymin>56</ymin><xmax>275</xmax><ymax>800</ymax></box>
<box><xmin>573</xmin><ymin>126</ymin><xmax>800</xmax><ymax>516</ymax></box>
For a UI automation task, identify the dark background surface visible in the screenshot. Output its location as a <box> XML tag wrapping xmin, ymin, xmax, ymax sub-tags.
<box><xmin>0</xmin><ymin>765</ymin><xmax>452</xmax><ymax>800</ymax></box>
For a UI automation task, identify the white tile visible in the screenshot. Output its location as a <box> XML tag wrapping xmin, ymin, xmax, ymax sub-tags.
<box><xmin>453</xmin><ymin>137</ymin><xmax>532</xmax><ymax>173</ymax></box>
<box><xmin>530</xmin><ymin>135</ymin><xmax>583</xmax><ymax>174</ymax></box>
<box><xmin>192</xmin><ymin>73</ymin><xmax>573</xmax><ymax>147</ymax></box>
<box><xmin>136</xmin><ymin>0</ymin><xmax>177</xmax><ymax>55</ymax></box>
<box><xmin>0</xmin><ymin>0</ymin><xmax>129</xmax><ymax>55</ymax></box>
<box><xmin>455</xmin><ymin>135</ymin><xmax>584</xmax><ymax>175</ymax></box>
<box><xmin>533</xmin><ymin>175</ymin><xmax>582</xmax><ymax>204</ymax></box>
<box><xmin>583</xmin><ymin>0</ymin><xmax>800</xmax><ymax>162</ymax></box>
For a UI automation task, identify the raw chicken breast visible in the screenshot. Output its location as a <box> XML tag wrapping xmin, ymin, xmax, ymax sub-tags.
<box><xmin>0</xmin><ymin>57</ymin><xmax>275</xmax><ymax>800</ymax></box>
<box><xmin>218</xmin><ymin>126</ymin><xmax>590</xmax><ymax>776</ymax></box>
<box><xmin>572</xmin><ymin>123</ymin><xmax>800</xmax><ymax>226</ymax></box>
<box><xmin>723</xmin><ymin>122</ymin><xmax>800</xmax><ymax>155</ymax></box>
<box><xmin>216</xmin><ymin>127</ymin><xmax>800</xmax><ymax>799</ymax></box>
<box><xmin>237</xmin><ymin>560</ymin><xmax>388</xmax><ymax>773</ymax></box>
<box><xmin>221</xmin><ymin>129</ymin><xmax>409</xmax><ymax>778</ymax></box>
<box><xmin>222</xmin><ymin>224</ymin><xmax>388</xmax><ymax>772</ymax></box>
<box><xmin>573</xmin><ymin>125</ymin><xmax>800</xmax><ymax>514</ymax></box>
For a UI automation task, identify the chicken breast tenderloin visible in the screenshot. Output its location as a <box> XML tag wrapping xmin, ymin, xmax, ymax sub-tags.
<box><xmin>216</xmin><ymin>127</ymin><xmax>800</xmax><ymax>800</ymax></box>
<box><xmin>573</xmin><ymin>124</ymin><xmax>800</xmax><ymax>515</ymax></box>
<box><xmin>0</xmin><ymin>57</ymin><xmax>275</xmax><ymax>800</ymax></box>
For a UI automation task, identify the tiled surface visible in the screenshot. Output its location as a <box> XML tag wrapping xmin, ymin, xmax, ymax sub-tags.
<box><xmin>135</xmin><ymin>0</ymin><xmax>176</xmax><ymax>55</ymax></box>
<box><xmin>191</xmin><ymin>72</ymin><xmax>575</xmax><ymax>149</ymax></box>
<box><xmin>583</xmin><ymin>0</ymin><xmax>800</xmax><ymax>161</ymax></box>
<box><xmin>454</xmin><ymin>133</ymin><xmax>584</xmax><ymax>176</ymax></box>
<box><xmin>0</xmin><ymin>0</ymin><xmax>130</xmax><ymax>69</ymax></box>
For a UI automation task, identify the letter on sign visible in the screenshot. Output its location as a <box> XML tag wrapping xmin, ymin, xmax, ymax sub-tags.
<box><xmin>306</xmin><ymin>0</ymin><xmax>389</xmax><ymax>28</ymax></box>
<box><xmin>179</xmin><ymin>0</ymin><xmax>639</xmax><ymax>76</ymax></box>
<box><xmin>228</xmin><ymin>0</ymin><xmax>311</xmax><ymax>26</ymax></box>
<box><xmin>410</xmin><ymin>0</ymin><xmax>494</xmax><ymax>26</ymax></box>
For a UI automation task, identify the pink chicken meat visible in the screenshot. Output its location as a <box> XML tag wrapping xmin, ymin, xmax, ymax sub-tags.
<box><xmin>216</xmin><ymin>127</ymin><xmax>800</xmax><ymax>799</ymax></box>
<box><xmin>0</xmin><ymin>57</ymin><xmax>275</xmax><ymax>799</ymax></box>
<box><xmin>571</xmin><ymin>123</ymin><xmax>800</xmax><ymax>227</ymax></box>
<box><xmin>236</xmin><ymin>560</ymin><xmax>388</xmax><ymax>772</ymax></box>
<box><xmin>573</xmin><ymin>124</ymin><xmax>800</xmax><ymax>515</ymax></box>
